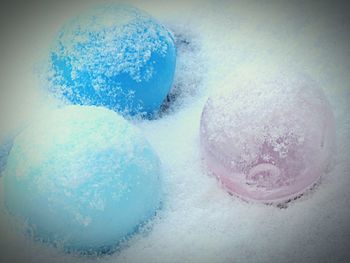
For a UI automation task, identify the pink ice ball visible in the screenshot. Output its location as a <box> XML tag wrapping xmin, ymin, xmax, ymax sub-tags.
<box><xmin>200</xmin><ymin>73</ymin><xmax>336</xmax><ymax>202</ymax></box>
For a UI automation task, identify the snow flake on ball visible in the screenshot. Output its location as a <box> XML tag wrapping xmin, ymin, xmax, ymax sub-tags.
<box><xmin>200</xmin><ymin>73</ymin><xmax>336</xmax><ymax>202</ymax></box>
<box><xmin>49</xmin><ymin>5</ymin><xmax>176</xmax><ymax>117</ymax></box>
<box><xmin>2</xmin><ymin>106</ymin><xmax>162</xmax><ymax>253</ymax></box>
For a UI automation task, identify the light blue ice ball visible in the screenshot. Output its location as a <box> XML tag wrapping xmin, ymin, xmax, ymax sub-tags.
<box><xmin>49</xmin><ymin>5</ymin><xmax>176</xmax><ymax>118</ymax></box>
<box><xmin>2</xmin><ymin>106</ymin><xmax>162</xmax><ymax>253</ymax></box>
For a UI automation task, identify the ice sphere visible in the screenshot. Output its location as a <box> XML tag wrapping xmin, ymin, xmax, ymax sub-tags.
<box><xmin>2</xmin><ymin>106</ymin><xmax>162</xmax><ymax>253</ymax></box>
<box><xmin>200</xmin><ymin>73</ymin><xmax>336</xmax><ymax>202</ymax></box>
<box><xmin>48</xmin><ymin>5</ymin><xmax>176</xmax><ymax>118</ymax></box>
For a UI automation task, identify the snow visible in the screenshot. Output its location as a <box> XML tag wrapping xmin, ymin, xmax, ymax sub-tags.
<box><xmin>1</xmin><ymin>0</ymin><xmax>350</xmax><ymax>262</ymax></box>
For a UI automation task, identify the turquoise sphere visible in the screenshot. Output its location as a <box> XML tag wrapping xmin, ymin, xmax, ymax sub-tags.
<box><xmin>2</xmin><ymin>106</ymin><xmax>162</xmax><ymax>253</ymax></box>
<box><xmin>49</xmin><ymin>5</ymin><xmax>176</xmax><ymax>118</ymax></box>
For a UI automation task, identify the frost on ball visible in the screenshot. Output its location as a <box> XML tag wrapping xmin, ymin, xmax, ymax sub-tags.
<box><xmin>200</xmin><ymin>74</ymin><xmax>336</xmax><ymax>202</ymax></box>
<box><xmin>2</xmin><ymin>106</ymin><xmax>162</xmax><ymax>253</ymax></box>
<box><xmin>48</xmin><ymin>5</ymin><xmax>176</xmax><ymax>118</ymax></box>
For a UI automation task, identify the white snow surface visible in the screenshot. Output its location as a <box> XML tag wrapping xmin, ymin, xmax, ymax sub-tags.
<box><xmin>0</xmin><ymin>1</ymin><xmax>350</xmax><ymax>263</ymax></box>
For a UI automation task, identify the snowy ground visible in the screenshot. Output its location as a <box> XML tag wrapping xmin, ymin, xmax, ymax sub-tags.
<box><xmin>1</xmin><ymin>1</ymin><xmax>350</xmax><ymax>262</ymax></box>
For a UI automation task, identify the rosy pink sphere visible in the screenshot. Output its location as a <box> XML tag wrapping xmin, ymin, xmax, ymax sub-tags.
<box><xmin>200</xmin><ymin>73</ymin><xmax>336</xmax><ymax>202</ymax></box>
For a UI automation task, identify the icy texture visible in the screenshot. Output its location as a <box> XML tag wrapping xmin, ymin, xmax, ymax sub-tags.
<box><xmin>0</xmin><ymin>137</ymin><xmax>14</xmax><ymax>176</ymax></box>
<box><xmin>49</xmin><ymin>5</ymin><xmax>176</xmax><ymax>117</ymax></box>
<box><xmin>200</xmin><ymin>73</ymin><xmax>336</xmax><ymax>202</ymax></box>
<box><xmin>2</xmin><ymin>106</ymin><xmax>162</xmax><ymax>253</ymax></box>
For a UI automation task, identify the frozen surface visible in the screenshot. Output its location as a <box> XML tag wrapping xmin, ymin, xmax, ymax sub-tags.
<box><xmin>0</xmin><ymin>0</ymin><xmax>350</xmax><ymax>263</ymax></box>
<box><xmin>48</xmin><ymin>5</ymin><xmax>176</xmax><ymax>117</ymax></box>
<box><xmin>2</xmin><ymin>106</ymin><xmax>162</xmax><ymax>253</ymax></box>
<box><xmin>200</xmin><ymin>72</ymin><xmax>336</xmax><ymax>202</ymax></box>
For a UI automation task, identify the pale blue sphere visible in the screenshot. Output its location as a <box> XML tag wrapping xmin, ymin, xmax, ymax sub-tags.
<box><xmin>2</xmin><ymin>106</ymin><xmax>162</xmax><ymax>253</ymax></box>
<box><xmin>49</xmin><ymin>5</ymin><xmax>176</xmax><ymax>118</ymax></box>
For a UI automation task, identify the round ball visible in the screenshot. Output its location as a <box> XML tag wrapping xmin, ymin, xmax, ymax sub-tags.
<box><xmin>200</xmin><ymin>73</ymin><xmax>336</xmax><ymax>202</ymax></box>
<box><xmin>49</xmin><ymin>5</ymin><xmax>176</xmax><ymax>117</ymax></box>
<box><xmin>2</xmin><ymin>106</ymin><xmax>162</xmax><ymax>252</ymax></box>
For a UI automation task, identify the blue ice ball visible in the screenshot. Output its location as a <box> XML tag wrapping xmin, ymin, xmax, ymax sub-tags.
<box><xmin>2</xmin><ymin>106</ymin><xmax>162</xmax><ymax>253</ymax></box>
<box><xmin>49</xmin><ymin>5</ymin><xmax>176</xmax><ymax>117</ymax></box>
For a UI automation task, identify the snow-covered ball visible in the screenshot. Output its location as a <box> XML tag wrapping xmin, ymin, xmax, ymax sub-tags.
<box><xmin>2</xmin><ymin>106</ymin><xmax>162</xmax><ymax>253</ymax></box>
<box><xmin>48</xmin><ymin>5</ymin><xmax>176</xmax><ymax>118</ymax></box>
<box><xmin>200</xmin><ymin>73</ymin><xmax>336</xmax><ymax>202</ymax></box>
